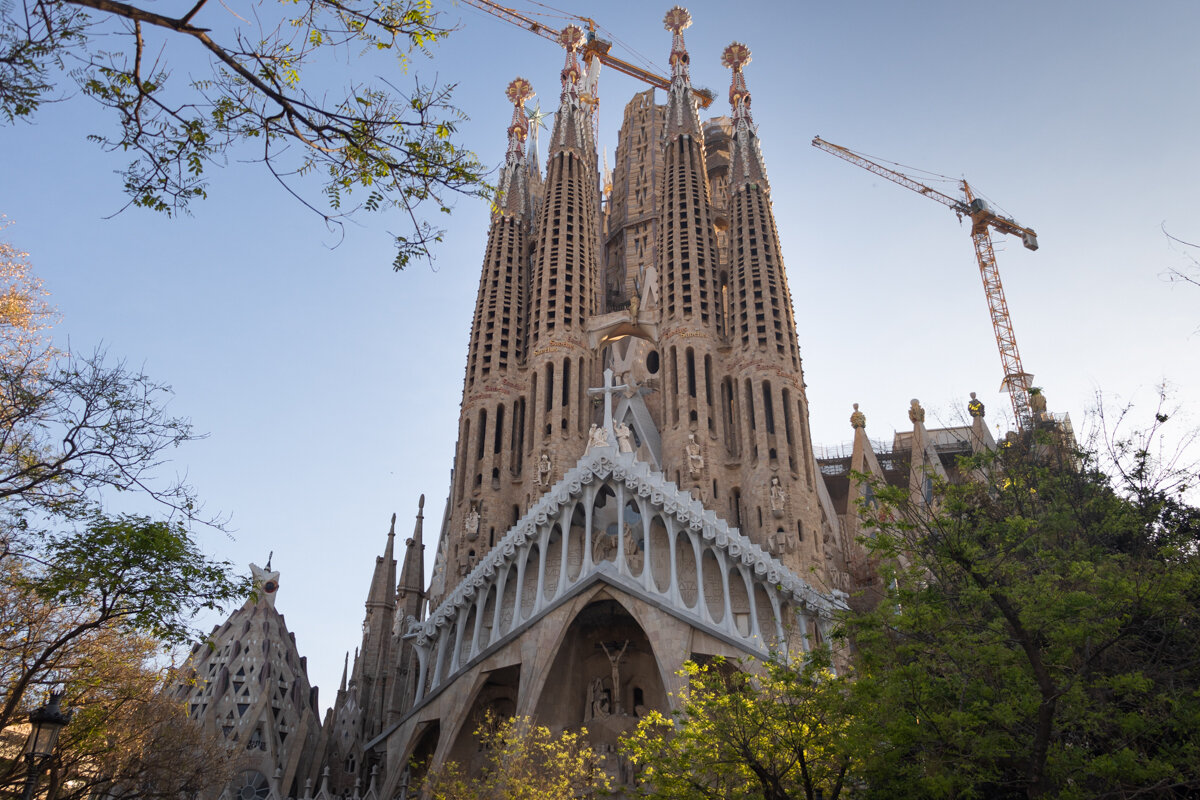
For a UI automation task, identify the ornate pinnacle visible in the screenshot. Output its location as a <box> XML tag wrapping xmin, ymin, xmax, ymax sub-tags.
<box><xmin>722</xmin><ymin>42</ymin><xmax>753</xmax><ymax>124</ymax></box>
<box><xmin>663</xmin><ymin>5</ymin><xmax>692</xmax><ymax>33</ymax></box>
<box><xmin>664</xmin><ymin>6</ymin><xmax>692</xmax><ymax>82</ymax></box>
<box><xmin>505</xmin><ymin>77</ymin><xmax>533</xmax><ymax>150</ymax></box>
<box><xmin>558</xmin><ymin>24</ymin><xmax>585</xmax><ymax>93</ymax></box>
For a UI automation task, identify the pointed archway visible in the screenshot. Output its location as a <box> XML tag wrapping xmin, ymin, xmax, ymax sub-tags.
<box><xmin>532</xmin><ymin>597</ymin><xmax>666</xmax><ymax>781</ymax></box>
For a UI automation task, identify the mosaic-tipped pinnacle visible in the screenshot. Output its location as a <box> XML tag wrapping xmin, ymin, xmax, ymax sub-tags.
<box><xmin>663</xmin><ymin>6</ymin><xmax>692</xmax><ymax>33</ymax></box>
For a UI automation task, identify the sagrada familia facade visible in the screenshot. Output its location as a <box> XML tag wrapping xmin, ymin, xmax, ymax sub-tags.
<box><xmin>173</xmin><ymin>7</ymin><xmax>1023</xmax><ymax>798</ymax></box>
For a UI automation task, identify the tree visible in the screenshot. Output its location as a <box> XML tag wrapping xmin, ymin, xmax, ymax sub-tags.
<box><xmin>1</xmin><ymin>0</ymin><xmax>487</xmax><ymax>269</ymax></box>
<box><xmin>0</xmin><ymin>232</ymin><xmax>246</xmax><ymax>797</ymax></box>
<box><xmin>0</xmin><ymin>559</ymin><xmax>235</xmax><ymax>800</ymax></box>
<box><xmin>848</xmin><ymin>423</ymin><xmax>1200</xmax><ymax>799</ymax></box>
<box><xmin>423</xmin><ymin>714</ymin><xmax>611</xmax><ymax>800</ymax></box>
<box><xmin>621</xmin><ymin>649</ymin><xmax>857</xmax><ymax>800</ymax></box>
<box><xmin>0</xmin><ymin>221</ymin><xmax>55</xmax><ymax>367</ymax></box>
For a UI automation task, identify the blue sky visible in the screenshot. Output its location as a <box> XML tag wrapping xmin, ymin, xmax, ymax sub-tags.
<box><xmin>3</xmin><ymin>0</ymin><xmax>1199</xmax><ymax>707</ymax></box>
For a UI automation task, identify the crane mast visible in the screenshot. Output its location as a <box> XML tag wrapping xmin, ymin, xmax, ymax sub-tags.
<box><xmin>460</xmin><ymin>0</ymin><xmax>715</xmax><ymax>107</ymax></box>
<box><xmin>812</xmin><ymin>136</ymin><xmax>1040</xmax><ymax>431</ymax></box>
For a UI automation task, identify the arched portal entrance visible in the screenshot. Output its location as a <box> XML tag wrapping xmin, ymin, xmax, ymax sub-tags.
<box><xmin>532</xmin><ymin>597</ymin><xmax>667</xmax><ymax>781</ymax></box>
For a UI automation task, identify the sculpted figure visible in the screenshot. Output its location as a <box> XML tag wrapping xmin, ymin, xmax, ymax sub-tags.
<box><xmin>769</xmin><ymin>475</ymin><xmax>786</xmax><ymax>514</ymax></box>
<box><xmin>593</xmin><ymin>530</ymin><xmax>618</xmax><ymax>562</ymax></box>
<box><xmin>614</xmin><ymin>421</ymin><xmax>634</xmax><ymax>453</ymax></box>
<box><xmin>968</xmin><ymin>392</ymin><xmax>985</xmax><ymax>419</ymax></box>
<box><xmin>850</xmin><ymin>402</ymin><xmax>866</xmax><ymax>429</ymax></box>
<box><xmin>908</xmin><ymin>398</ymin><xmax>925</xmax><ymax>424</ymax></box>
<box><xmin>586</xmin><ymin>423</ymin><xmax>609</xmax><ymax>452</ymax></box>
<box><xmin>536</xmin><ymin>452</ymin><xmax>552</xmax><ymax>487</ymax></box>
<box><xmin>686</xmin><ymin>433</ymin><xmax>704</xmax><ymax>476</ymax></box>
<box><xmin>464</xmin><ymin>504</ymin><xmax>480</xmax><ymax>540</ymax></box>
<box><xmin>622</xmin><ymin>522</ymin><xmax>643</xmax><ymax>570</ymax></box>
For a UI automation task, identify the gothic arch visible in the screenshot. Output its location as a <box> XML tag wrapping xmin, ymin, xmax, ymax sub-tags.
<box><xmin>530</xmin><ymin>597</ymin><xmax>668</xmax><ymax>750</ymax></box>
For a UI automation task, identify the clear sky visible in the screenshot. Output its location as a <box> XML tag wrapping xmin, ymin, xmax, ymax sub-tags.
<box><xmin>2</xmin><ymin>0</ymin><xmax>1198</xmax><ymax>710</ymax></box>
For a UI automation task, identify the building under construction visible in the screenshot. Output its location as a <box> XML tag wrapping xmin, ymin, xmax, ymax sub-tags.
<box><xmin>173</xmin><ymin>7</ymin><xmax>1070</xmax><ymax>799</ymax></box>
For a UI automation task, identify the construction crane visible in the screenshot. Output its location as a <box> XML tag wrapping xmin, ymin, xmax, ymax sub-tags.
<box><xmin>460</xmin><ymin>0</ymin><xmax>715</xmax><ymax>108</ymax></box>
<box><xmin>811</xmin><ymin>136</ymin><xmax>1040</xmax><ymax>431</ymax></box>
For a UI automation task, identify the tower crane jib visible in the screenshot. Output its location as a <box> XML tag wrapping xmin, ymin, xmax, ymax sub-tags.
<box><xmin>811</xmin><ymin>136</ymin><xmax>1041</xmax><ymax>431</ymax></box>
<box><xmin>460</xmin><ymin>0</ymin><xmax>715</xmax><ymax>108</ymax></box>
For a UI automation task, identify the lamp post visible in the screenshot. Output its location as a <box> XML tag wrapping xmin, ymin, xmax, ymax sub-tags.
<box><xmin>21</xmin><ymin>692</ymin><xmax>71</xmax><ymax>800</ymax></box>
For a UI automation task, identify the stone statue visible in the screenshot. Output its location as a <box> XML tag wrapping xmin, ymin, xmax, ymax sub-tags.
<box><xmin>586</xmin><ymin>423</ymin><xmax>610</xmax><ymax>452</ymax></box>
<box><xmin>622</xmin><ymin>522</ymin><xmax>642</xmax><ymax>571</ymax></box>
<box><xmin>614</xmin><ymin>421</ymin><xmax>634</xmax><ymax>453</ymax></box>
<box><xmin>686</xmin><ymin>433</ymin><xmax>704</xmax><ymax>477</ymax></box>
<box><xmin>850</xmin><ymin>402</ymin><xmax>866</xmax><ymax>429</ymax></box>
<box><xmin>536</xmin><ymin>452</ymin><xmax>552</xmax><ymax>487</ymax></box>
<box><xmin>593</xmin><ymin>530</ymin><xmax>618</xmax><ymax>563</ymax></box>
<box><xmin>908</xmin><ymin>398</ymin><xmax>925</xmax><ymax>424</ymax></box>
<box><xmin>601</xmin><ymin>640</ymin><xmax>630</xmax><ymax>715</ymax></box>
<box><xmin>587</xmin><ymin>676</ymin><xmax>610</xmax><ymax>719</ymax></box>
<box><xmin>464</xmin><ymin>505</ymin><xmax>480</xmax><ymax>540</ymax></box>
<box><xmin>769</xmin><ymin>475</ymin><xmax>786</xmax><ymax>516</ymax></box>
<box><xmin>627</xmin><ymin>290</ymin><xmax>640</xmax><ymax>323</ymax></box>
<box><xmin>968</xmin><ymin>392</ymin><xmax>985</xmax><ymax>418</ymax></box>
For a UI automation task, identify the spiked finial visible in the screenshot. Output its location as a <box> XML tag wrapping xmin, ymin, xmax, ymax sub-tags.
<box><xmin>663</xmin><ymin>6</ymin><xmax>692</xmax><ymax>33</ymax></box>
<box><xmin>558</xmin><ymin>25</ymin><xmax>585</xmax><ymax>93</ymax></box>
<box><xmin>723</xmin><ymin>42</ymin><xmax>753</xmax><ymax>123</ymax></box>
<box><xmin>505</xmin><ymin>77</ymin><xmax>534</xmax><ymax>151</ymax></box>
<box><xmin>664</xmin><ymin>7</ymin><xmax>692</xmax><ymax>82</ymax></box>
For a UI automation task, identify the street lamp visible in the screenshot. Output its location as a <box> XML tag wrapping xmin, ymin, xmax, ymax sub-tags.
<box><xmin>21</xmin><ymin>692</ymin><xmax>71</xmax><ymax>800</ymax></box>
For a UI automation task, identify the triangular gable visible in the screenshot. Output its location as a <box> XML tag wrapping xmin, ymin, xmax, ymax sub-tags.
<box><xmin>406</xmin><ymin>441</ymin><xmax>846</xmax><ymax>705</ymax></box>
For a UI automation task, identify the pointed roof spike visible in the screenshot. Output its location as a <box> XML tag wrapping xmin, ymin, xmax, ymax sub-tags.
<box><xmin>504</xmin><ymin>77</ymin><xmax>533</xmax><ymax>158</ymax></box>
<box><xmin>722</xmin><ymin>42</ymin><xmax>753</xmax><ymax>125</ymax></box>
<box><xmin>365</xmin><ymin>511</ymin><xmax>398</xmax><ymax>610</ymax></box>
<box><xmin>398</xmin><ymin>493</ymin><xmax>427</xmax><ymax>618</ymax></box>
<box><xmin>557</xmin><ymin>25</ymin><xmax>585</xmax><ymax>96</ymax></box>
<box><xmin>723</xmin><ymin>41</ymin><xmax>769</xmax><ymax>189</ymax></box>
<box><xmin>664</xmin><ymin>6</ymin><xmax>693</xmax><ymax>83</ymax></box>
<box><xmin>339</xmin><ymin>652</ymin><xmax>348</xmax><ymax>693</ymax></box>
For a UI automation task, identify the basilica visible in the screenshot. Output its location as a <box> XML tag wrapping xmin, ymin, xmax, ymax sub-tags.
<box><xmin>173</xmin><ymin>8</ymin><xmax>1026</xmax><ymax>798</ymax></box>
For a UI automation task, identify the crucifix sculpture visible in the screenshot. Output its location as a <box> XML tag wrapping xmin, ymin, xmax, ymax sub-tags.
<box><xmin>600</xmin><ymin>639</ymin><xmax>630</xmax><ymax>715</ymax></box>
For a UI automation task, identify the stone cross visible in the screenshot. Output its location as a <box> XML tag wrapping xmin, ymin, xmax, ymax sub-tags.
<box><xmin>587</xmin><ymin>368</ymin><xmax>629</xmax><ymax>437</ymax></box>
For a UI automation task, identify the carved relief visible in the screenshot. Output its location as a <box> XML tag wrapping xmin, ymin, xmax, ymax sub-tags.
<box><xmin>686</xmin><ymin>433</ymin><xmax>704</xmax><ymax>477</ymax></box>
<box><xmin>769</xmin><ymin>475</ymin><xmax>786</xmax><ymax>518</ymax></box>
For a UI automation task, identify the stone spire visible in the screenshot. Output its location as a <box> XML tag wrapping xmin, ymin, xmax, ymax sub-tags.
<box><xmin>388</xmin><ymin>494</ymin><xmax>427</xmax><ymax>726</ymax></box>
<box><xmin>662</xmin><ymin>6</ymin><xmax>702</xmax><ymax>139</ymax></box>
<box><xmin>545</xmin><ymin>25</ymin><xmax>594</xmax><ymax>160</ymax></box>
<box><xmin>717</xmin><ymin>41</ymin><xmax>830</xmax><ymax>580</ymax></box>
<box><xmin>654</xmin><ymin>5</ymin><xmax>723</xmax><ymax>502</ymax></box>
<box><xmin>513</xmin><ymin>21</ymin><xmax>601</xmax><ymax>513</ymax></box>
<box><xmin>397</xmin><ymin>495</ymin><xmax>425</xmax><ymax>622</ymax></box>
<box><xmin>365</xmin><ymin>513</ymin><xmax>397</xmax><ymax>612</ymax></box>
<box><xmin>449</xmin><ymin>80</ymin><xmax>543</xmax><ymax>579</ymax></box>
<box><xmin>723</xmin><ymin>41</ymin><xmax>769</xmax><ymax>190</ymax></box>
<box><xmin>495</xmin><ymin>77</ymin><xmax>536</xmax><ymax>221</ymax></box>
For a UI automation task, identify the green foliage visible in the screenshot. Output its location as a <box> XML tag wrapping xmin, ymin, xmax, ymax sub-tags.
<box><xmin>424</xmin><ymin>713</ymin><xmax>610</xmax><ymax>800</ymax></box>
<box><xmin>0</xmin><ymin>557</ymin><xmax>236</xmax><ymax>799</ymax></box>
<box><xmin>0</xmin><ymin>241</ymin><xmax>244</xmax><ymax>797</ymax></box>
<box><xmin>848</xmin><ymin>429</ymin><xmax>1200</xmax><ymax>799</ymax></box>
<box><xmin>36</xmin><ymin>513</ymin><xmax>245</xmax><ymax>645</ymax></box>
<box><xmin>622</xmin><ymin>649</ymin><xmax>856</xmax><ymax>800</ymax></box>
<box><xmin>1</xmin><ymin>0</ymin><xmax>488</xmax><ymax>268</ymax></box>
